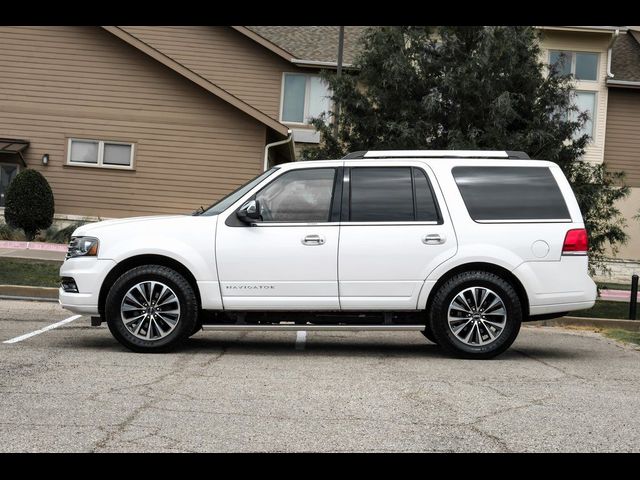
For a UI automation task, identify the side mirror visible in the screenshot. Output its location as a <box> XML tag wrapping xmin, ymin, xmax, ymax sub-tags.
<box><xmin>237</xmin><ymin>199</ymin><xmax>261</xmax><ymax>224</ymax></box>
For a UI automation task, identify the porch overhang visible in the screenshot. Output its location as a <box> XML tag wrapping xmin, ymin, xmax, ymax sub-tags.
<box><xmin>0</xmin><ymin>138</ymin><xmax>29</xmax><ymax>167</ymax></box>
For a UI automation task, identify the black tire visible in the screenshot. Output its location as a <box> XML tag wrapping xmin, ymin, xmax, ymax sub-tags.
<box><xmin>421</xmin><ymin>324</ymin><xmax>439</xmax><ymax>344</ymax></box>
<box><xmin>105</xmin><ymin>265</ymin><xmax>199</xmax><ymax>353</ymax></box>
<box><xmin>428</xmin><ymin>271</ymin><xmax>522</xmax><ymax>359</ymax></box>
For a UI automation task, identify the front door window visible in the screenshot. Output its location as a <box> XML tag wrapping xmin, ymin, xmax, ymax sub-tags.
<box><xmin>0</xmin><ymin>164</ymin><xmax>19</xmax><ymax>207</ymax></box>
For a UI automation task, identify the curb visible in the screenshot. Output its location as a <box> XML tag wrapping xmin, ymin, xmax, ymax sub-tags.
<box><xmin>528</xmin><ymin>316</ymin><xmax>640</xmax><ymax>332</ymax></box>
<box><xmin>0</xmin><ymin>284</ymin><xmax>58</xmax><ymax>301</ymax></box>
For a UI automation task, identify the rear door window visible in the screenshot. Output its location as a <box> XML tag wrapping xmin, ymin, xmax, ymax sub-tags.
<box><xmin>348</xmin><ymin>167</ymin><xmax>441</xmax><ymax>222</ymax></box>
<box><xmin>452</xmin><ymin>166</ymin><xmax>571</xmax><ymax>222</ymax></box>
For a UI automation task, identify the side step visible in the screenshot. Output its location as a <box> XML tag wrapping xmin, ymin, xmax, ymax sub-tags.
<box><xmin>201</xmin><ymin>324</ymin><xmax>425</xmax><ymax>331</ymax></box>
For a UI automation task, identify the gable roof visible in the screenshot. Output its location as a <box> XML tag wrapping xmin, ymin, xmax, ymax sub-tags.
<box><xmin>102</xmin><ymin>26</ymin><xmax>290</xmax><ymax>137</ymax></box>
<box><xmin>609</xmin><ymin>28</ymin><xmax>640</xmax><ymax>86</ymax></box>
<box><xmin>242</xmin><ymin>26</ymin><xmax>369</xmax><ymax>67</ymax></box>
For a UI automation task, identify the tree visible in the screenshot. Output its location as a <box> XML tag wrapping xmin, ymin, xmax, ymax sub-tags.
<box><xmin>4</xmin><ymin>169</ymin><xmax>55</xmax><ymax>241</ymax></box>
<box><xmin>303</xmin><ymin>26</ymin><xmax>630</xmax><ymax>274</ymax></box>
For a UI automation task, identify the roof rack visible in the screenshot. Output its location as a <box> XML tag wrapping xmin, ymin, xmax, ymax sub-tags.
<box><xmin>341</xmin><ymin>150</ymin><xmax>530</xmax><ymax>160</ymax></box>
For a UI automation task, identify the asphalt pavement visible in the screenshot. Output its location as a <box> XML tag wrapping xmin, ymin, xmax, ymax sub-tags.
<box><xmin>1</xmin><ymin>299</ymin><xmax>639</xmax><ymax>452</ymax></box>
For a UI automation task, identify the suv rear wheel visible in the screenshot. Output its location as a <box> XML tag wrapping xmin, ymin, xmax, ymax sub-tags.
<box><xmin>105</xmin><ymin>265</ymin><xmax>198</xmax><ymax>353</ymax></box>
<box><xmin>428</xmin><ymin>271</ymin><xmax>522</xmax><ymax>359</ymax></box>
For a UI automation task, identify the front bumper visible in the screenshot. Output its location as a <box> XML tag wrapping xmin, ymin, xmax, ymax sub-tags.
<box><xmin>58</xmin><ymin>258</ymin><xmax>116</xmax><ymax>315</ymax></box>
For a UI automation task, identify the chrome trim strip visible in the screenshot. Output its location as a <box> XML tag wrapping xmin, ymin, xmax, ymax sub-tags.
<box><xmin>250</xmin><ymin>221</ymin><xmax>439</xmax><ymax>227</ymax></box>
<box><xmin>474</xmin><ymin>219</ymin><xmax>572</xmax><ymax>224</ymax></box>
<box><xmin>202</xmin><ymin>324</ymin><xmax>426</xmax><ymax>331</ymax></box>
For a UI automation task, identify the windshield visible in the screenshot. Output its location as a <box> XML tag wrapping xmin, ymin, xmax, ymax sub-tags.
<box><xmin>198</xmin><ymin>168</ymin><xmax>279</xmax><ymax>216</ymax></box>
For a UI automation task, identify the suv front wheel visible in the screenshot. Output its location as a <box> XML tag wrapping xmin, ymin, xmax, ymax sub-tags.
<box><xmin>105</xmin><ymin>265</ymin><xmax>198</xmax><ymax>353</ymax></box>
<box><xmin>428</xmin><ymin>271</ymin><xmax>522</xmax><ymax>359</ymax></box>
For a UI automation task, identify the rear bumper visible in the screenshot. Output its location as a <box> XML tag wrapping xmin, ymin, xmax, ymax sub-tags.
<box><xmin>513</xmin><ymin>256</ymin><xmax>597</xmax><ymax>317</ymax></box>
<box><xmin>58</xmin><ymin>258</ymin><xmax>116</xmax><ymax>315</ymax></box>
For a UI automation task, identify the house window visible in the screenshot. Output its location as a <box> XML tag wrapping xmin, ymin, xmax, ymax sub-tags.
<box><xmin>572</xmin><ymin>91</ymin><xmax>596</xmax><ymax>139</ymax></box>
<box><xmin>549</xmin><ymin>51</ymin><xmax>599</xmax><ymax>81</ymax></box>
<box><xmin>281</xmin><ymin>73</ymin><xmax>331</xmax><ymax>124</ymax></box>
<box><xmin>67</xmin><ymin>138</ymin><xmax>135</xmax><ymax>169</ymax></box>
<box><xmin>0</xmin><ymin>163</ymin><xmax>19</xmax><ymax>207</ymax></box>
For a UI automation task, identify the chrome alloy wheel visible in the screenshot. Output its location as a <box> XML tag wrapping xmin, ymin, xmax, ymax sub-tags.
<box><xmin>447</xmin><ymin>286</ymin><xmax>507</xmax><ymax>347</ymax></box>
<box><xmin>120</xmin><ymin>281</ymin><xmax>181</xmax><ymax>341</ymax></box>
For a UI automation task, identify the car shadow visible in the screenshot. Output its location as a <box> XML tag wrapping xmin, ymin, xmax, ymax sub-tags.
<box><xmin>61</xmin><ymin>326</ymin><xmax>591</xmax><ymax>361</ymax></box>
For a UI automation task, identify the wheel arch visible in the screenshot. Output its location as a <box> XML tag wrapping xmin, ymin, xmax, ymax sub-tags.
<box><xmin>423</xmin><ymin>262</ymin><xmax>529</xmax><ymax>318</ymax></box>
<box><xmin>98</xmin><ymin>254</ymin><xmax>201</xmax><ymax>318</ymax></box>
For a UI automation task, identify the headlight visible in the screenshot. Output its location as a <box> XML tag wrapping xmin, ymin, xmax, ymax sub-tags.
<box><xmin>66</xmin><ymin>236</ymin><xmax>99</xmax><ymax>259</ymax></box>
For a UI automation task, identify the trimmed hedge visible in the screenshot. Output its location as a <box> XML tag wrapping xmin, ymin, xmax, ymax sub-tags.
<box><xmin>4</xmin><ymin>169</ymin><xmax>54</xmax><ymax>241</ymax></box>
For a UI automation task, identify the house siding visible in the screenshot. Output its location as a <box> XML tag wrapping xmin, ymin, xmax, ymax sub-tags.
<box><xmin>0</xmin><ymin>26</ymin><xmax>266</xmax><ymax>218</ymax></box>
<box><xmin>604</xmin><ymin>88</ymin><xmax>640</xmax><ymax>262</ymax></box>
<box><xmin>604</xmin><ymin>88</ymin><xmax>640</xmax><ymax>187</ymax></box>
<box><xmin>120</xmin><ymin>26</ymin><xmax>313</xmax><ymax>124</ymax></box>
<box><xmin>539</xmin><ymin>30</ymin><xmax>612</xmax><ymax>165</ymax></box>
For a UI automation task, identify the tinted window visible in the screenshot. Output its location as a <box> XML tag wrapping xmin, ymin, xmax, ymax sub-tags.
<box><xmin>452</xmin><ymin>166</ymin><xmax>570</xmax><ymax>221</ymax></box>
<box><xmin>256</xmin><ymin>168</ymin><xmax>336</xmax><ymax>222</ymax></box>
<box><xmin>350</xmin><ymin>167</ymin><xmax>414</xmax><ymax>222</ymax></box>
<box><xmin>413</xmin><ymin>168</ymin><xmax>440</xmax><ymax>222</ymax></box>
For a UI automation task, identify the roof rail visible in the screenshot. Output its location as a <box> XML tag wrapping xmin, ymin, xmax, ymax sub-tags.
<box><xmin>341</xmin><ymin>150</ymin><xmax>530</xmax><ymax>160</ymax></box>
<box><xmin>341</xmin><ymin>151</ymin><xmax>368</xmax><ymax>159</ymax></box>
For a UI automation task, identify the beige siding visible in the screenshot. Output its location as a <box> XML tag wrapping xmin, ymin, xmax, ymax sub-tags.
<box><xmin>613</xmin><ymin>187</ymin><xmax>640</xmax><ymax>260</ymax></box>
<box><xmin>604</xmin><ymin>88</ymin><xmax>640</xmax><ymax>187</ymax></box>
<box><xmin>539</xmin><ymin>30</ymin><xmax>612</xmax><ymax>165</ymax></box>
<box><xmin>121</xmin><ymin>26</ymin><xmax>312</xmax><ymax>123</ymax></box>
<box><xmin>0</xmin><ymin>26</ymin><xmax>266</xmax><ymax>218</ymax></box>
<box><xmin>604</xmin><ymin>89</ymin><xmax>640</xmax><ymax>261</ymax></box>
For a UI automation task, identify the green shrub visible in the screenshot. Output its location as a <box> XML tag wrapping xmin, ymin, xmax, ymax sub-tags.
<box><xmin>0</xmin><ymin>223</ymin><xmax>24</xmax><ymax>241</ymax></box>
<box><xmin>4</xmin><ymin>169</ymin><xmax>54</xmax><ymax>241</ymax></box>
<box><xmin>37</xmin><ymin>221</ymin><xmax>89</xmax><ymax>244</ymax></box>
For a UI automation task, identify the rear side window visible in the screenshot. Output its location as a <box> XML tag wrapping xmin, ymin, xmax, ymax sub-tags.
<box><xmin>452</xmin><ymin>166</ymin><xmax>571</xmax><ymax>222</ymax></box>
<box><xmin>349</xmin><ymin>167</ymin><xmax>440</xmax><ymax>222</ymax></box>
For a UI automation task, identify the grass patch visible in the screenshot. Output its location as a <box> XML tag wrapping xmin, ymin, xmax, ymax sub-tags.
<box><xmin>0</xmin><ymin>257</ymin><xmax>61</xmax><ymax>288</ymax></box>
<box><xmin>570</xmin><ymin>300</ymin><xmax>632</xmax><ymax>320</ymax></box>
<box><xmin>602</xmin><ymin>329</ymin><xmax>640</xmax><ymax>347</ymax></box>
<box><xmin>597</xmin><ymin>281</ymin><xmax>632</xmax><ymax>291</ymax></box>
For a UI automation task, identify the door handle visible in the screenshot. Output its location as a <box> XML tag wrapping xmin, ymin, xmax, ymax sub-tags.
<box><xmin>302</xmin><ymin>234</ymin><xmax>326</xmax><ymax>246</ymax></box>
<box><xmin>422</xmin><ymin>234</ymin><xmax>445</xmax><ymax>245</ymax></box>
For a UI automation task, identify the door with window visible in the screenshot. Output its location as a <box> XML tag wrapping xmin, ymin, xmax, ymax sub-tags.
<box><xmin>216</xmin><ymin>167</ymin><xmax>341</xmax><ymax>310</ymax></box>
<box><xmin>338</xmin><ymin>163</ymin><xmax>457</xmax><ymax>310</ymax></box>
<box><xmin>0</xmin><ymin>163</ymin><xmax>19</xmax><ymax>207</ymax></box>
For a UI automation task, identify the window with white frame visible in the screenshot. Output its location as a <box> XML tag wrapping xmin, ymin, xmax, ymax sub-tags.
<box><xmin>549</xmin><ymin>50</ymin><xmax>599</xmax><ymax>81</ymax></box>
<box><xmin>571</xmin><ymin>91</ymin><xmax>596</xmax><ymax>140</ymax></box>
<box><xmin>281</xmin><ymin>73</ymin><xmax>332</xmax><ymax>124</ymax></box>
<box><xmin>67</xmin><ymin>139</ymin><xmax>135</xmax><ymax>168</ymax></box>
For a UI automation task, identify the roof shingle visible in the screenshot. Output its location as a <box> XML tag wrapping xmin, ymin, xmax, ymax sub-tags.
<box><xmin>611</xmin><ymin>29</ymin><xmax>640</xmax><ymax>83</ymax></box>
<box><xmin>245</xmin><ymin>26</ymin><xmax>369</xmax><ymax>65</ymax></box>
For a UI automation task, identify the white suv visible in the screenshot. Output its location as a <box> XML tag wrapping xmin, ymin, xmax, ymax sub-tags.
<box><xmin>59</xmin><ymin>150</ymin><xmax>597</xmax><ymax>359</ymax></box>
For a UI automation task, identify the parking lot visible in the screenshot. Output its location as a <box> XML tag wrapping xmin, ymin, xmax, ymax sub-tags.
<box><xmin>1</xmin><ymin>299</ymin><xmax>639</xmax><ymax>452</ymax></box>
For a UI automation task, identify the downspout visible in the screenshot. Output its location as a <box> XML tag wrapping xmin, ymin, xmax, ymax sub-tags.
<box><xmin>607</xmin><ymin>28</ymin><xmax>620</xmax><ymax>78</ymax></box>
<box><xmin>263</xmin><ymin>129</ymin><xmax>294</xmax><ymax>171</ymax></box>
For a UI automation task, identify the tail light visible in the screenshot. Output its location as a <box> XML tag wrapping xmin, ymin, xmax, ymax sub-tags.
<box><xmin>562</xmin><ymin>228</ymin><xmax>588</xmax><ymax>255</ymax></box>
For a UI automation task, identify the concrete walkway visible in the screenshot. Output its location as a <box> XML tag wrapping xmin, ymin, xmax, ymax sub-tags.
<box><xmin>0</xmin><ymin>247</ymin><xmax>65</xmax><ymax>262</ymax></box>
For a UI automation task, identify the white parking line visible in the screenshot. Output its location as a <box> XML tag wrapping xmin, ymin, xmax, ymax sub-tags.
<box><xmin>295</xmin><ymin>330</ymin><xmax>307</xmax><ymax>350</ymax></box>
<box><xmin>3</xmin><ymin>315</ymin><xmax>82</xmax><ymax>344</ymax></box>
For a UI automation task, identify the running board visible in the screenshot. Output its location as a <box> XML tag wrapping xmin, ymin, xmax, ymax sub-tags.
<box><xmin>201</xmin><ymin>324</ymin><xmax>425</xmax><ymax>331</ymax></box>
